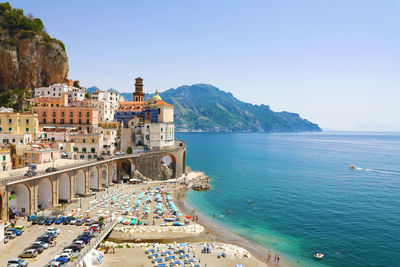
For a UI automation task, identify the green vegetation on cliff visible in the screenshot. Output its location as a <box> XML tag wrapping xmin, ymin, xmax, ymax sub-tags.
<box><xmin>0</xmin><ymin>2</ymin><xmax>65</xmax><ymax>50</ymax></box>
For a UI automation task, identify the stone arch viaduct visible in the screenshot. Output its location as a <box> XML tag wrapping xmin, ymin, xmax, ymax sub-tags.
<box><xmin>0</xmin><ymin>141</ymin><xmax>186</xmax><ymax>221</ymax></box>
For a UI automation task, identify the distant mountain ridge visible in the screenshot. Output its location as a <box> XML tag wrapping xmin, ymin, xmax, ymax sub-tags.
<box><xmin>89</xmin><ymin>84</ymin><xmax>321</xmax><ymax>132</ymax></box>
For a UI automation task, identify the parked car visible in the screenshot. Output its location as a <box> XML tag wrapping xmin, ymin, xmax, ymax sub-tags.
<box><xmin>75</xmin><ymin>219</ymin><xmax>84</xmax><ymax>226</ymax></box>
<box><xmin>7</xmin><ymin>258</ymin><xmax>28</xmax><ymax>267</ymax></box>
<box><xmin>27</xmin><ymin>215</ymin><xmax>37</xmax><ymax>221</ymax></box>
<box><xmin>84</xmin><ymin>218</ymin><xmax>94</xmax><ymax>226</ymax></box>
<box><xmin>5</xmin><ymin>231</ymin><xmax>17</xmax><ymax>239</ymax></box>
<box><xmin>74</xmin><ymin>237</ymin><xmax>89</xmax><ymax>245</ymax></box>
<box><xmin>69</xmin><ymin>217</ymin><xmax>77</xmax><ymax>225</ymax></box>
<box><xmin>63</xmin><ymin>216</ymin><xmax>73</xmax><ymax>225</ymax></box>
<box><xmin>36</xmin><ymin>235</ymin><xmax>53</xmax><ymax>244</ymax></box>
<box><xmin>72</xmin><ymin>240</ymin><xmax>85</xmax><ymax>248</ymax></box>
<box><xmin>20</xmin><ymin>249</ymin><xmax>38</xmax><ymax>258</ymax></box>
<box><xmin>32</xmin><ymin>216</ymin><xmax>43</xmax><ymax>225</ymax></box>
<box><xmin>47</xmin><ymin>227</ymin><xmax>61</xmax><ymax>234</ymax></box>
<box><xmin>25</xmin><ymin>244</ymin><xmax>44</xmax><ymax>254</ymax></box>
<box><xmin>38</xmin><ymin>217</ymin><xmax>48</xmax><ymax>225</ymax></box>
<box><xmin>116</xmin><ymin>152</ymin><xmax>125</xmax><ymax>156</ymax></box>
<box><xmin>45</xmin><ymin>217</ymin><xmax>57</xmax><ymax>225</ymax></box>
<box><xmin>14</xmin><ymin>225</ymin><xmax>25</xmax><ymax>232</ymax></box>
<box><xmin>32</xmin><ymin>241</ymin><xmax>50</xmax><ymax>249</ymax></box>
<box><xmin>24</xmin><ymin>170</ymin><xmax>37</xmax><ymax>177</ymax></box>
<box><xmin>64</xmin><ymin>244</ymin><xmax>81</xmax><ymax>253</ymax></box>
<box><xmin>7</xmin><ymin>228</ymin><xmax>23</xmax><ymax>236</ymax></box>
<box><xmin>4</xmin><ymin>235</ymin><xmax>9</xmax><ymax>244</ymax></box>
<box><xmin>97</xmin><ymin>156</ymin><xmax>105</xmax><ymax>161</ymax></box>
<box><xmin>60</xmin><ymin>251</ymin><xmax>73</xmax><ymax>260</ymax></box>
<box><xmin>45</xmin><ymin>167</ymin><xmax>58</xmax><ymax>172</ymax></box>
<box><xmin>55</xmin><ymin>216</ymin><xmax>65</xmax><ymax>224</ymax></box>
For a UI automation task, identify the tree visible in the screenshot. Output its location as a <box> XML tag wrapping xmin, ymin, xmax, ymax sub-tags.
<box><xmin>73</xmin><ymin>81</ymin><xmax>81</xmax><ymax>88</ymax></box>
<box><xmin>126</xmin><ymin>147</ymin><xmax>132</xmax><ymax>154</ymax></box>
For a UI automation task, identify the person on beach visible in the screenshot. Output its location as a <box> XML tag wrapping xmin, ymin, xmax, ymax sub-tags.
<box><xmin>277</xmin><ymin>254</ymin><xmax>280</xmax><ymax>263</ymax></box>
<box><xmin>274</xmin><ymin>254</ymin><xmax>277</xmax><ymax>262</ymax></box>
<box><xmin>267</xmin><ymin>250</ymin><xmax>271</xmax><ymax>261</ymax></box>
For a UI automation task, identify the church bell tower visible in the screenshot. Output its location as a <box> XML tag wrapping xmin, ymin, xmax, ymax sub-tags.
<box><xmin>133</xmin><ymin>77</ymin><xmax>145</xmax><ymax>102</ymax></box>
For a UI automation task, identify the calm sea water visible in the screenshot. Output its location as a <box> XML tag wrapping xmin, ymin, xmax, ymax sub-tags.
<box><xmin>176</xmin><ymin>132</ymin><xmax>400</xmax><ymax>267</ymax></box>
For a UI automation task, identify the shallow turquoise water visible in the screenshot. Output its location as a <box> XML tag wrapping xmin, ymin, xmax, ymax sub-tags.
<box><xmin>176</xmin><ymin>132</ymin><xmax>400</xmax><ymax>267</ymax></box>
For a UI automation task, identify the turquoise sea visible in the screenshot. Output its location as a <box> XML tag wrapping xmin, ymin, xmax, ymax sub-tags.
<box><xmin>176</xmin><ymin>132</ymin><xmax>400</xmax><ymax>267</ymax></box>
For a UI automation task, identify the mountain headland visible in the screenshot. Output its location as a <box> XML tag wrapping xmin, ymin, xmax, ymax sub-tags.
<box><xmin>106</xmin><ymin>84</ymin><xmax>321</xmax><ymax>133</ymax></box>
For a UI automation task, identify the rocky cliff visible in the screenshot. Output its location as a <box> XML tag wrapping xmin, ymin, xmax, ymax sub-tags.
<box><xmin>0</xmin><ymin>3</ymin><xmax>68</xmax><ymax>91</ymax></box>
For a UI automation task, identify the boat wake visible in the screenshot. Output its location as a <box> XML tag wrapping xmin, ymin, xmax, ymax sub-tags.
<box><xmin>350</xmin><ymin>166</ymin><xmax>400</xmax><ymax>175</ymax></box>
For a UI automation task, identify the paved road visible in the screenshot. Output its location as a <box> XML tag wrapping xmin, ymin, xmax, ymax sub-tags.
<box><xmin>0</xmin><ymin>221</ymin><xmax>85</xmax><ymax>267</ymax></box>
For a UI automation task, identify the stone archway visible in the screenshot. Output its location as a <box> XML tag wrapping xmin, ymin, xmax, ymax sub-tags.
<box><xmin>161</xmin><ymin>154</ymin><xmax>177</xmax><ymax>179</ymax></box>
<box><xmin>59</xmin><ymin>173</ymin><xmax>71</xmax><ymax>203</ymax></box>
<box><xmin>101</xmin><ymin>166</ymin><xmax>108</xmax><ymax>187</ymax></box>
<box><xmin>120</xmin><ymin>159</ymin><xmax>133</xmax><ymax>180</ymax></box>
<box><xmin>8</xmin><ymin>183</ymin><xmax>31</xmax><ymax>216</ymax></box>
<box><xmin>90</xmin><ymin>166</ymin><xmax>99</xmax><ymax>190</ymax></box>
<box><xmin>111</xmin><ymin>162</ymin><xmax>118</xmax><ymax>183</ymax></box>
<box><xmin>76</xmin><ymin>169</ymin><xmax>86</xmax><ymax>196</ymax></box>
<box><xmin>38</xmin><ymin>178</ymin><xmax>53</xmax><ymax>210</ymax></box>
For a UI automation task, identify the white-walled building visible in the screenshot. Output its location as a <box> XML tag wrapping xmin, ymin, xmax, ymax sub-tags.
<box><xmin>0</xmin><ymin>148</ymin><xmax>12</xmax><ymax>172</ymax></box>
<box><xmin>143</xmin><ymin>123</ymin><xmax>174</xmax><ymax>150</ymax></box>
<box><xmin>69</xmin><ymin>133</ymin><xmax>103</xmax><ymax>159</ymax></box>
<box><xmin>91</xmin><ymin>90</ymin><xmax>121</xmax><ymax>122</ymax></box>
<box><xmin>34</xmin><ymin>83</ymin><xmax>86</xmax><ymax>104</ymax></box>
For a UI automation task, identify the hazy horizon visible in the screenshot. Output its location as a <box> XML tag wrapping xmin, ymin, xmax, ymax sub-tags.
<box><xmin>8</xmin><ymin>0</ymin><xmax>400</xmax><ymax>131</ymax></box>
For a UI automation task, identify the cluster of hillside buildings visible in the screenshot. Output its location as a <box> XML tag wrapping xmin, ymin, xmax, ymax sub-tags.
<box><xmin>0</xmin><ymin>77</ymin><xmax>175</xmax><ymax>172</ymax></box>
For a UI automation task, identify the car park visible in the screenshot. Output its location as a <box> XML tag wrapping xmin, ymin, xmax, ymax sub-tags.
<box><xmin>20</xmin><ymin>248</ymin><xmax>38</xmax><ymax>258</ymax></box>
<box><xmin>5</xmin><ymin>231</ymin><xmax>17</xmax><ymax>239</ymax></box>
<box><xmin>7</xmin><ymin>258</ymin><xmax>28</xmax><ymax>267</ymax></box>
<box><xmin>55</xmin><ymin>216</ymin><xmax>65</xmax><ymax>224</ymax></box>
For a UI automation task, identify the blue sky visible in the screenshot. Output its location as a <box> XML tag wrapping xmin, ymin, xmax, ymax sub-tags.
<box><xmin>8</xmin><ymin>0</ymin><xmax>400</xmax><ymax>131</ymax></box>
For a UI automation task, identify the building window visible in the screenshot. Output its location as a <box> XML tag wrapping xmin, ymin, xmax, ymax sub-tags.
<box><xmin>78</xmin><ymin>112</ymin><xmax>82</xmax><ymax>117</ymax></box>
<box><xmin>43</xmin><ymin>118</ymin><xmax>46</xmax><ymax>124</ymax></box>
<box><xmin>51</xmin><ymin>104</ymin><xmax>54</xmax><ymax>107</ymax></box>
<box><xmin>86</xmin><ymin>112</ymin><xmax>90</xmax><ymax>117</ymax></box>
<box><xmin>8</xmin><ymin>118</ymin><xmax>12</xmax><ymax>124</ymax></box>
<box><xmin>8</xmin><ymin>127</ymin><xmax>12</xmax><ymax>132</ymax></box>
<box><xmin>61</xmin><ymin>111</ymin><xmax>65</xmax><ymax>117</ymax></box>
<box><xmin>92</xmin><ymin>139</ymin><xmax>95</xmax><ymax>143</ymax></box>
<box><xmin>43</xmin><ymin>111</ymin><xmax>46</xmax><ymax>117</ymax></box>
<box><xmin>53</xmin><ymin>119</ymin><xmax>56</xmax><ymax>124</ymax></box>
<box><xmin>56</xmin><ymin>104</ymin><xmax>59</xmax><ymax>107</ymax></box>
<box><xmin>0</xmin><ymin>127</ymin><xmax>2</xmax><ymax>132</ymax></box>
<box><xmin>83</xmin><ymin>138</ymin><xmax>86</xmax><ymax>143</ymax></box>
<box><xmin>87</xmin><ymin>119</ymin><xmax>90</xmax><ymax>124</ymax></box>
<box><xmin>3</xmin><ymin>155</ymin><xmax>5</xmax><ymax>161</ymax></box>
<box><xmin>70</xmin><ymin>119</ymin><xmax>73</xmax><ymax>124</ymax></box>
<box><xmin>26</xmin><ymin>128</ymin><xmax>29</xmax><ymax>132</ymax></box>
<box><xmin>53</xmin><ymin>111</ymin><xmax>56</xmax><ymax>117</ymax></box>
<box><xmin>61</xmin><ymin>119</ymin><xmax>64</xmax><ymax>124</ymax></box>
<box><xmin>26</xmin><ymin>119</ymin><xmax>29</xmax><ymax>124</ymax></box>
<box><xmin>82</xmin><ymin>148</ymin><xmax>87</xmax><ymax>152</ymax></box>
<box><xmin>79</xmin><ymin>119</ymin><xmax>81</xmax><ymax>124</ymax></box>
<box><xmin>70</xmin><ymin>112</ymin><xmax>73</xmax><ymax>117</ymax></box>
<box><xmin>91</xmin><ymin>148</ymin><xmax>95</xmax><ymax>153</ymax></box>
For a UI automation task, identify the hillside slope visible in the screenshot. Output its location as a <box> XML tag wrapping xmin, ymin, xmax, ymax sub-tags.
<box><xmin>114</xmin><ymin>84</ymin><xmax>320</xmax><ymax>132</ymax></box>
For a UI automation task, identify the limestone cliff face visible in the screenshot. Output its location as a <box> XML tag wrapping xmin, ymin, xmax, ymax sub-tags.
<box><xmin>0</xmin><ymin>34</ymin><xmax>68</xmax><ymax>91</ymax></box>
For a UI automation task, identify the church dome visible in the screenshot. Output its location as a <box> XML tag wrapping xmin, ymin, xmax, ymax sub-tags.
<box><xmin>152</xmin><ymin>90</ymin><xmax>162</xmax><ymax>101</ymax></box>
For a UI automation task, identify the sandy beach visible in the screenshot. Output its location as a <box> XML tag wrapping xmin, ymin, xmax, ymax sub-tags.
<box><xmin>93</xmin><ymin>172</ymin><xmax>292</xmax><ymax>266</ymax></box>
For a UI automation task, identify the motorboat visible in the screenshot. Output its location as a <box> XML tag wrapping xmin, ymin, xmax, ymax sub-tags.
<box><xmin>349</xmin><ymin>165</ymin><xmax>356</xmax><ymax>169</ymax></box>
<box><xmin>314</xmin><ymin>252</ymin><xmax>324</xmax><ymax>259</ymax></box>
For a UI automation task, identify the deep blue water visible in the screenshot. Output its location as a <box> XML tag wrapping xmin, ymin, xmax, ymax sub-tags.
<box><xmin>176</xmin><ymin>132</ymin><xmax>400</xmax><ymax>267</ymax></box>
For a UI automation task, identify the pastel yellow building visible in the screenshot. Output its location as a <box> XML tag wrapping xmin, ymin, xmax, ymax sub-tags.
<box><xmin>0</xmin><ymin>112</ymin><xmax>40</xmax><ymax>144</ymax></box>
